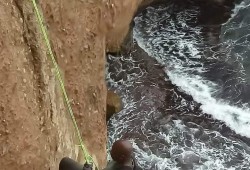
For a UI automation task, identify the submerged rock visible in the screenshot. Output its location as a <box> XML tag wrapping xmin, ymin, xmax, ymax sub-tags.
<box><xmin>107</xmin><ymin>90</ymin><xmax>122</xmax><ymax>121</ymax></box>
<box><xmin>177</xmin><ymin>151</ymin><xmax>200</xmax><ymax>165</ymax></box>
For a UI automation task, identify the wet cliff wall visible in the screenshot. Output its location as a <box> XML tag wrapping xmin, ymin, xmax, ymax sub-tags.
<box><xmin>0</xmin><ymin>0</ymin><xmax>154</xmax><ymax>170</ymax></box>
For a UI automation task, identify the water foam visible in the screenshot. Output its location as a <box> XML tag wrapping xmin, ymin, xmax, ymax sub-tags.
<box><xmin>107</xmin><ymin>3</ymin><xmax>250</xmax><ymax>169</ymax></box>
<box><xmin>229</xmin><ymin>0</ymin><xmax>250</xmax><ymax>19</ymax></box>
<box><xmin>107</xmin><ymin>52</ymin><xmax>250</xmax><ymax>168</ymax></box>
<box><xmin>167</xmin><ymin>70</ymin><xmax>250</xmax><ymax>137</ymax></box>
<box><xmin>131</xmin><ymin>120</ymin><xmax>250</xmax><ymax>170</ymax></box>
<box><xmin>133</xmin><ymin>6</ymin><xmax>250</xmax><ymax>138</ymax></box>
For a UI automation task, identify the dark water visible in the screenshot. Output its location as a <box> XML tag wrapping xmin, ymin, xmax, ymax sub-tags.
<box><xmin>106</xmin><ymin>0</ymin><xmax>250</xmax><ymax>169</ymax></box>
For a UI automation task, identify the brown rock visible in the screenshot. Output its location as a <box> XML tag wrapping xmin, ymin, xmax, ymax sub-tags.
<box><xmin>0</xmin><ymin>0</ymin><xmax>155</xmax><ymax>170</ymax></box>
<box><xmin>106</xmin><ymin>90</ymin><xmax>122</xmax><ymax>121</ymax></box>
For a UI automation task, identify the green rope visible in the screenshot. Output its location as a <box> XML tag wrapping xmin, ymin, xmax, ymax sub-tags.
<box><xmin>30</xmin><ymin>0</ymin><xmax>97</xmax><ymax>168</ymax></box>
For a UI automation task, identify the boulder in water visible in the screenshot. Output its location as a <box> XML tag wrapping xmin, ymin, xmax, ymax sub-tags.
<box><xmin>107</xmin><ymin>90</ymin><xmax>122</xmax><ymax>121</ymax></box>
<box><xmin>177</xmin><ymin>151</ymin><xmax>200</xmax><ymax>165</ymax></box>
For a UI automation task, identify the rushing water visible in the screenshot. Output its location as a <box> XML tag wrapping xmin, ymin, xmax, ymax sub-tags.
<box><xmin>106</xmin><ymin>0</ymin><xmax>250</xmax><ymax>169</ymax></box>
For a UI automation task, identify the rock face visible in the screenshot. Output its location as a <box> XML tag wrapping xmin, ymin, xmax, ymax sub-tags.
<box><xmin>104</xmin><ymin>0</ymin><xmax>157</xmax><ymax>52</ymax></box>
<box><xmin>0</xmin><ymin>0</ymin><xmax>152</xmax><ymax>170</ymax></box>
<box><xmin>0</xmin><ymin>1</ymin><xmax>107</xmax><ymax>169</ymax></box>
<box><xmin>106</xmin><ymin>91</ymin><xmax>122</xmax><ymax>121</ymax></box>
